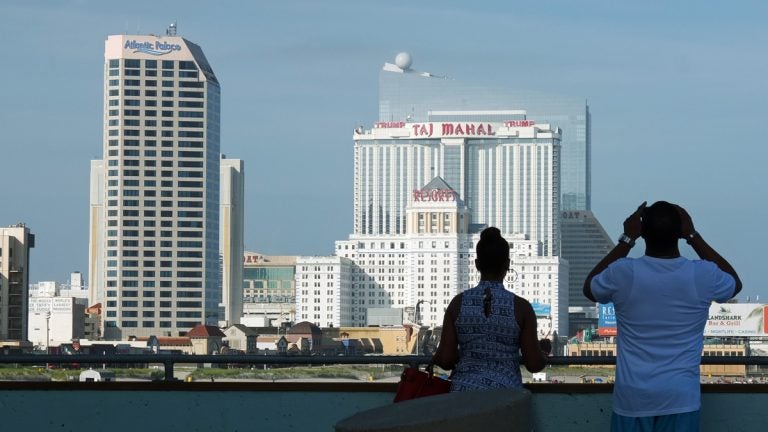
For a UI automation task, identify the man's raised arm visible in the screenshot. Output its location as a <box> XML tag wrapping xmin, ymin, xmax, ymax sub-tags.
<box><xmin>583</xmin><ymin>202</ymin><xmax>646</xmax><ymax>302</ymax></box>
<box><xmin>676</xmin><ymin>205</ymin><xmax>742</xmax><ymax>297</ymax></box>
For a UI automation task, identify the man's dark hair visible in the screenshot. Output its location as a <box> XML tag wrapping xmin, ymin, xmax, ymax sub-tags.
<box><xmin>476</xmin><ymin>227</ymin><xmax>510</xmax><ymax>275</ymax></box>
<box><xmin>641</xmin><ymin>201</ymin><xmax>682</xmax><ymax>249</ymax></box>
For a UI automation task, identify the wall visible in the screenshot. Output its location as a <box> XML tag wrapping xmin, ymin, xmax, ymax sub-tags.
<box><xmin>0</xmin><ymin>383</ymin><xmax>765</xmax><ymax>432</ymax></box>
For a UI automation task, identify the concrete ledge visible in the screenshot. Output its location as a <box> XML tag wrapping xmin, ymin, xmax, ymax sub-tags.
<box><xmin>0</xmin><ymin>381</ymin><xmax>766</xmax><ymax>393</ymax></box>
<box><xmin>335</xmin><ymin>389</ymin><xmax>532</xmax><ymax>432</ymax></box>
<box><xmin>0</xmin><ymin>382</ymin><xmax>766</xmax><ymax>431</ymax></box>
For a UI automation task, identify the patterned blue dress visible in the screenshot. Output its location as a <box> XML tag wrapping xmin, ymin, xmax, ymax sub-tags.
<box><xmin>450</xmin><ymin>280</ymin><xmax>523</xmax><ymax>391</ymax></box>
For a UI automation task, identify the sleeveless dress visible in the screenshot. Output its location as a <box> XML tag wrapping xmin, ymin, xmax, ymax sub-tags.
<box><xmin>450</xmin><ymin>280</ymin><xmax>523</xmax><ymax>391</ymax></box>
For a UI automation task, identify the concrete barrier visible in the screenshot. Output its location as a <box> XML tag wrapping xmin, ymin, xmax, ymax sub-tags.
<box><xmin>335</xmin><ymin>388</ymin><xmax>532</xmax><ymax>432</ymax></box>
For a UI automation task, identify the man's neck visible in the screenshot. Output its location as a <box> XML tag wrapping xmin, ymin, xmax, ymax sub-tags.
<box><xmin>645</xmin><ymin>246</ymin><xmax>681</xmax><ymax>259</ymax></box>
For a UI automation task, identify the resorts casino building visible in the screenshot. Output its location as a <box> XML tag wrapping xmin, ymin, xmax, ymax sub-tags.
<box><xmin>297</xmin><ymin>119</ymin><xmax>569</xmax><ymax>336</ymax></box>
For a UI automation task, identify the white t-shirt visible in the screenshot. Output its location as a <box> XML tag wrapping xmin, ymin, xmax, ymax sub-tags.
<box><xmin>591</xmin><ymin>256</ymin><xmax>736</xmax><ymax>417</ymax></box>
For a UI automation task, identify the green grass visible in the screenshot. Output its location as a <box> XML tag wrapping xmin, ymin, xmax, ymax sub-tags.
<box><xmin>533</xmin><ymin>366</ymin><xmax>616</xmax><ymax>377</ymax></box>
<box><xmin>0</xmin><ymin>364</ymin><xmax>618</xmax><ymax>382</ymax></box>
<box><xmin>0</xmin><ymin>367</ymin><xmax>163</xmax><ymax>381</ymax></box>
<box><xmin>188</xmin><ymin>365</ymin><xmax>403</xmax><ymax>381</ymax></box>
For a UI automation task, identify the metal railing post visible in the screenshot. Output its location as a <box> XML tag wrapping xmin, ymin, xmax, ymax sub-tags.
<box><xmin>164</xmin><ymin>359</ymin><xmax>174</xmax><ymax>382</ymax></box>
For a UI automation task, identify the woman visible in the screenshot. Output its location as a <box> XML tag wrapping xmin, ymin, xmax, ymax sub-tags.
<box><xmin>432</xmin><ymin>227</ymin><xmax>547</xmax><ymax>391</ymax></box>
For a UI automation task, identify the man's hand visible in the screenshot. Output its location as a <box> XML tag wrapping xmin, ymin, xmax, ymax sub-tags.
<box><xmin>623</xmin><ymin>201</ymin><xmax>647</xmax><ymax>240</ymax></box>
<box><xmin>674</xmin><ymin>204</ymin><xmax>695</xmax><ymax>238</ymax></box>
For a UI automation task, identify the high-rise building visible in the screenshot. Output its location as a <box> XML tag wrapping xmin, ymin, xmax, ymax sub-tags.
<box><xmin>0</xmin><ymin>224</ymin><xmax>34</xmax><ymax>341</ymax></box>
<box><xmin>297</xmin><ymin>57</ymin><xmax>572</xmax><ymax>334</ymax></box>
<box><xmin>560</xmin><ymin>210</ymin><xmax>615</xmax><ymax>334</ymax></box>
<box><xmin>378</xmin><ymin>55</ymin><xmax>615</xmax><ymax>335</ymax></box>
<box><xmin>379</xmin><ymin>59</ymin><xmax>590</xmax><ymax>211</ymax></box>
<box><xmin>354</xmin><ymin>119</ymin><xmax>561</xmax><ymax>256</ymax></box>
<box><xmin>220</xmin><ymin>158</ymin><xmax>244</xmax><ymax>327</ymax></box>
<box><xmin>89</xmin><ymin>31</ymin><xmax>221</xmax><ymax>339</ymax></box>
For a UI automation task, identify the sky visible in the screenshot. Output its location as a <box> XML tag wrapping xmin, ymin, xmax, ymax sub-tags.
<box><xmin>0</xmin><ymin>0</ymin><xmax>766</xmax><ymax>300</ymax></box>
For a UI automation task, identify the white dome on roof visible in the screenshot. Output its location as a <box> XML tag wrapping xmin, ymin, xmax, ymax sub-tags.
<box><xmin>395</xmin><ymin>52</ymin><xmax>412</xmax><ymax>70</ymax></box>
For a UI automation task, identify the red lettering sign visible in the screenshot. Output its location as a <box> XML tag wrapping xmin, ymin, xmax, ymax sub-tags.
<box><xmin>412</xmin><ymin>189</ymin><xmax>456</xmax><ymax>202</ymax></box>
<box><xmin>243</xmin><ymin>255</ymin><xmax>263</xmax><ymax>264</ymax></box>
<box><xmin>504</xmin><ymin>120</ymin><xmax>535</xmax><ymax>127</ymax></box>
<box><xmin>375</xmin><ymin>121</ymin><xmax>406</xmax><ymax>128</ymax></box>
<box><xmin>410</xmin><ymin>123</ymin><xmax>496</xmax><ymax>138</ymax></box>
<box><xmin>412</xmin><ymin>123</ymin><xmax>434</xmax><ymax>137</ymax></box>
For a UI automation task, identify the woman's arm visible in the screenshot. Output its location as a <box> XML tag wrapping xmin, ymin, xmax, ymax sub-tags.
<box><xmin>515</xmin><ymin>296</ymin><xmax>546</xmax><ymax>373</ymax></box>
<box><xmin>432</xmin><ymin>295</ymin><xmax>461</xmax><ymax>370</ymax></box>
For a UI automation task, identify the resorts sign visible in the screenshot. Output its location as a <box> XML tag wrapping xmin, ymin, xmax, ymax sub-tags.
<box><xmin>412</xmin><ymin>188</ymin><xmax>457</xmax><ymax>202</ymax></box>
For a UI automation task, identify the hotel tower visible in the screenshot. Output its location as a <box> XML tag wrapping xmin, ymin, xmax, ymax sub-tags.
<box><xmin>89</xmin><ymin>29</ymin><xmax>222</xmax><ymax>339</ymax></box>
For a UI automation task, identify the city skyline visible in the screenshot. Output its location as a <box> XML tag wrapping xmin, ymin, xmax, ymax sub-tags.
<box><xmin>0</xmin><ymin>1</ymin><xmax>765</xmax><ymax>301</ymax></box>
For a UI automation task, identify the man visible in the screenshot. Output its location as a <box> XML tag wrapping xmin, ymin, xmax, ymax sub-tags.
<box><xmin>584</xmin><ymin>201</ymin><xmax>741</xmax><ymax>431</ymax></box>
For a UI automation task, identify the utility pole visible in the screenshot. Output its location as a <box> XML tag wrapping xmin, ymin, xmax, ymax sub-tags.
<box><xmin>45</xmin><ymin>311</ymin><xmax>51</xmax><ymax>352</ymax></box>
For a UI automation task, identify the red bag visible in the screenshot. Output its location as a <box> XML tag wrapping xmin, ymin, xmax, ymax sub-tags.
<box><xmin>393</xmin><ymin>366</ymin><xmax>451</xmax><ymax>403</ymax></box>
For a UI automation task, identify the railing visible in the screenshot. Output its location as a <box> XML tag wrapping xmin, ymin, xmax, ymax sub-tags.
<box><xmin>1</xmin><ymin>354</ymin><xmax>767</xmax><ymax>381</ymax></box>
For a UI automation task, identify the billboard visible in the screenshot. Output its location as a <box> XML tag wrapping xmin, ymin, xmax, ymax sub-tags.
<box><xmin>531</xmin><ymin>302</ymin><xmax>552</xmax><ymax>317</ymax></box>
<box><xmin>704</xmin><ymin>303</ymin><xmax>768</xmax><ymax>337</ymax></box>
<box><xmin>597</xmin><ymin>303</ymin><xmax>617</xmax><ymax>336</ymax></box>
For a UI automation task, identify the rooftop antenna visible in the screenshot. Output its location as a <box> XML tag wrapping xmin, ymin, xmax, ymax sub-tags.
<box><xmin>166</xmin><ymin>22</ymin><xmax>177</xmax><ymax>36</ymax></box>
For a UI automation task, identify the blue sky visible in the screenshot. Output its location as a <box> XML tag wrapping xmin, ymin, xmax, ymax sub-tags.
<box><xmin>1</xmin><ymin>1</ymin><xmax>766</xmax><ymax>300</ymax></box>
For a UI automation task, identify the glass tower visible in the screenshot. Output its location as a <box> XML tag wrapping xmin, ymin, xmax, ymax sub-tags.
<box><xmin>379</xmin><ymin>63</ymin><xmax>590</xmax><ymax>211</ymax></box>
<box><xmin>90</xmin><ymin>34</ymin><xmax>220</xmax><ymax>339</ymax></box>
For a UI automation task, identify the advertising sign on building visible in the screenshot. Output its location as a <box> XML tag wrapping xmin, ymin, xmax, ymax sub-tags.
<box><xmin>704</xmin><ymin>303</ymin><xmax>768</xmax><ymax>337</ymax></box>
<box><xmin>531</xmin><ymin>302</ymin><xmax>552</xmax><ymax>317</ymax></box>
<box><xmin>598</xmin><ymin>303</ymin><xmax>617</xmax><ymax>336</ymax></box>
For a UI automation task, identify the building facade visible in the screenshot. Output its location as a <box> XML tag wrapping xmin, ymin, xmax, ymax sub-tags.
<box><xmin>0</xmin><ymin>224</ymin><xmax>34</xmax><ymax>341</ymax></box>
<box><xmin>353</xmin><ymin>120</ymin><xmax>562</xmax><ymax>257</ymax></box>
<box><xmin>294</xmin><ymin>256</ymin><xmax>353</xmax><ymax>328</ymax></box>
<box><xmin>379</xmin><ymin>58</ymin><xmax>590</xmax><ymax>211</ymax></box>
<box><xmin>28</xmin><ymin>297</ymin><xmax>85</xmax><ymax>349</ymax></box>
<box><xmin>560</xmin><ymin>210</ymin><xmax>615</xmax><ymax>335</ymax></box>
<box><xmin>332</xmin><ymin>231</ymin><xmax>568</xmax><ymax>335</ymax></box>
<box><xmin>377</xmin><ymin>56</ymin><xmax>617</xmax><ymax>337</ymax></box>
<box><xmin>296</xmin><ymin>170</ymin><xmax>568</xmax><ymax>337</ymax></box>
<box><xmin>89</xmin><ymin>32</ymin><xmax>221</xmax><ymax>338</ymax></box>
<box><xmin>241</xmin><ymin>252</ymin><xmax>297</xmax><ymax>327</ymax></box>
<box><xmin>220</xmin><ymin>158</ymin><xmax>244</xmax><ymax>327</ymax></box>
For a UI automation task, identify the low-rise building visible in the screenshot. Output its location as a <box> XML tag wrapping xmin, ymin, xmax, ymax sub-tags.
<box><xmin>28</xmin><ymin>297</ymin><xmax>85</xmax><ymax>349</ymax></box>
<box><xmin>187</xmin><ymin>324</ymin><xmax>226</xmax><ymax>355</ymax></box>
<box><xmin>567</xmin><ymin>341</ymin><xmax>747</xmax><ymax>376</ymax></box>
<box><xmin>223</xmin><ymin>324</ymin><xmax>258</xmax><ymax>353</ymax></box>
<box><xmin>242</xmin><ymin>252</ymin><xmax>297</xmax><ymax>327</ymax></box>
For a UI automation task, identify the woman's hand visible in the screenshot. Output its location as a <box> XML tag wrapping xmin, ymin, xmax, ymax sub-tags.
<box><xmin>539</xmin><ymin>339</ymin><xmax>552</xmax><ymax>356</ymax></box>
